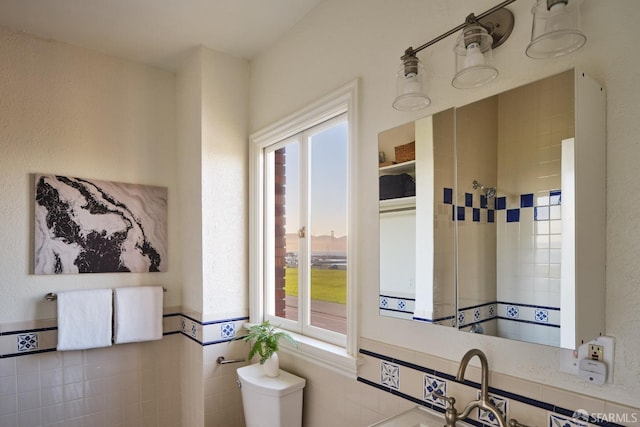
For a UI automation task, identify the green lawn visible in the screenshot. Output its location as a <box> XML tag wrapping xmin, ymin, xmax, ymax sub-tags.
<box><xmin>285</xmin><ymin>267</ymin><xmax>346</xmax><ymax>304</ymax></box>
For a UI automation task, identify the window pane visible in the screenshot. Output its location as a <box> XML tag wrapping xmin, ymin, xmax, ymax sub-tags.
<box><xmin>273</xmin><ymin>142</ymin><xmax>299</xmax><ymax>323</ymax></box>
<box><xmin>308</xmin><ymin>120</ymin><xmax>348</xmax><ymax>334</ymax></box>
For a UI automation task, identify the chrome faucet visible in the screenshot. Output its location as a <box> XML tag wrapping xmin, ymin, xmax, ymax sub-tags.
<box><xmin>432</xmin><ymin>349</ymin><xmax>506</xmax><ymax>427</ymax></box>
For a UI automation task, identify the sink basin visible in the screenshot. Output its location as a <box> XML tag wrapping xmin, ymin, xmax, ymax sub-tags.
<box><xmin>368</xmin><ymin>406</ymin><xmax>445</xmax><ymax>427</ymax></box>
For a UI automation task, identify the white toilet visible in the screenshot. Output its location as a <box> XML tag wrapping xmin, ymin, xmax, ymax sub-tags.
<box><xmin>237</xmin><ymin>364</ymin><xmax>306</xmax><ymax>427</ymax></box>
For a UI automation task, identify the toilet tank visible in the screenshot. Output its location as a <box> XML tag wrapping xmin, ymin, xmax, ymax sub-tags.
<box><xmin>237</xmin><ymin>364</ymin><xmax>306</xmax><ymax>427</ymax></box>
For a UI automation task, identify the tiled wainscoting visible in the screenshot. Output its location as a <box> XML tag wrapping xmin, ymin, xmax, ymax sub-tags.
<box><xmin>0</xmin><ymin>309</ymin><xmax>249</xmax><ymax>427</ymax></box>
<box><xmin>357</xmin><ymin>339</ymin><xmax>638</xmax><ymax>427</ymax></box>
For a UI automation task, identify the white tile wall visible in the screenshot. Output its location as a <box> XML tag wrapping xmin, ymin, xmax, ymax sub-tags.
<box><xmin>0</xmin><ymin>336</ymin><xmax>182</xmax><ymax>427</ymax></box>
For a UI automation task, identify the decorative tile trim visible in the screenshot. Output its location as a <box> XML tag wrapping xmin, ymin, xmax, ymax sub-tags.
<box><xmin>424</xmin><ymin>375</ymin><xmax>447</xmax><ymax>408</ymax></box>
<box><xmin>221</xmin><ymin>322</ymin><xmax>236</xmax><ymax>339</ymax></box>
<box><xmin>497</xmin><ymin>302</ymin><xmax>560</xmax><ymax>328</ymax></box>
<box><xmin>477</xmin><ymin>391</ymin><xmax>508</xmax><ymax>426</ymax></box>
<box><xmin>17</xmin><ymin>333</ymin><xmax>38</xmax><ymax>352</ymax></box>
<box><xmin>456</xmin><ymin>301</ymin><xmax>560</xmax><ymax>329</ymax></box>
<box><xmin>357</xmin><ymin>377</ymin><xmax>487</xmax><ymax>427</ymax></box>
<box><xmin>358</xmin><ymin>376</ymin><xmax>445</xmax><ymax>413</ymax></box>
<box><xmin>358</xmin><ymin>348</ymin><xmax>628</xmax><ymax>427</ymax></box>
<box><xmin>457</xmin><ymin>302</ymin><xmax>496</xmax><ymax>328</ymax></box>
<box><xmin>379</xmin><ymin>294</ymin><xmax>415</xmax><ymax>316</ymax></box>
<box><xmin>0</xmin><ymin>312</ymin><xmax>249</xmax><ymax>358</ymax></box>
<box><xmin>381</xmin><ymin>361</ymin><xmax>400</xmax><ymax>389</ymax></box>
<box><xmin>0</xmin><ymin>326</ymin><xmax>58</xmax><ymax>336</ymax></box>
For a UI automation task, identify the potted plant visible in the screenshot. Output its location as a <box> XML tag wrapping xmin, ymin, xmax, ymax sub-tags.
<box><xmin>241</xmin><ymin>320</ymin><xmax>296</xmax><ymax>377</ymax></box>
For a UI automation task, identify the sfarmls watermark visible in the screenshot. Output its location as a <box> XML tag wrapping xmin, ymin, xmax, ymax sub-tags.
<box><xmin>573</xmin><ymin>409</ymin><xmax>638</xmax><ymax>424</ymax></box>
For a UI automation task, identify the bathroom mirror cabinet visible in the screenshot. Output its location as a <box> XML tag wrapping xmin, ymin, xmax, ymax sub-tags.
<box><xmin>378</xmin><ymin>69</ymin><xmax>606</xmax><ymax>350</ymax></box>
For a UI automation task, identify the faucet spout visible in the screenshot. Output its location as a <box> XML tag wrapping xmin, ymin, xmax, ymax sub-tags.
<box><xmin>456</xmin><ymin>348</ymin><xmax>490</xmax><ymax>400</ymax></box>
<box><xmin>456</xmin><ymin>349</ymin><xmax>506</xmax><ymax>427</ymax></box>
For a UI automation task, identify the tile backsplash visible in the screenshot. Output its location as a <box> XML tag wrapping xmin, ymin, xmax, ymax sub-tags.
<box><xmin>1</xmin><ymin>315</ymin><xmax>638</xmax><ymax>427</ymax></box>
<box><xmin>357</xmin><ymin>338</ymin><xmax>639</xmax><ymax>427</ymax></box>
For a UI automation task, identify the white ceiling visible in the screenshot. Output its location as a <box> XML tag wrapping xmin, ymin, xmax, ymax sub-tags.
<box><xmin>0</xmin><ymin>0</ymin><xmax>324</xmax><ymax>70</ymax></box>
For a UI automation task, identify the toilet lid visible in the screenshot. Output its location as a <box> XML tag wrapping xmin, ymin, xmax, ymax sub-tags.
<box><xmin>237</xmin><ymin>364</ymin><xmax>306</xmax><ymax>396</ymax></box>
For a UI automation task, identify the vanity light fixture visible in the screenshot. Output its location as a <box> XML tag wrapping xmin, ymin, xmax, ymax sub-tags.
<box><xmin>525</xmin><ymin>0</ymin><xmax>586</xmax><ymax>59</ymax></box>
<box><xmin>393</xmin><ymin>0</ymin><xmax>586</xmax><ymax>111</ymax></box>
<box><xmin>452</xmin><ymin>10</ymin><xmax>513</xmax><ymax>89</ymax></box>
<box><xmin>393</xmin><ymin>49</ymin><xmax>430</xmax><ymax>111</ymax></box>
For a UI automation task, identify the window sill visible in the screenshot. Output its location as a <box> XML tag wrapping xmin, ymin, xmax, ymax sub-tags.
<box><xmin>281</xmin><ymin>331</ymin><xmax>360</xmax><ymax>378</ymax></box>
<box><xmin>242</xmin><ymin>324</ymin><xmax>361</xmax><ymax>378</ymax></box>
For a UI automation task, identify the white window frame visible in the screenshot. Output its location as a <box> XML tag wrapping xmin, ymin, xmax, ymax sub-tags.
<box><xmin>249</xmin><ymin>79</ymin><xmax>359</xmax><ymax>376</ymax></box>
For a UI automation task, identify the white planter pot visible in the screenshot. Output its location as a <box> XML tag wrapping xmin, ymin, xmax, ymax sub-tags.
<box><xmin>263</xmin><ymin>352</ymin><xmax>279</xmax><ymax>377</ymax></box>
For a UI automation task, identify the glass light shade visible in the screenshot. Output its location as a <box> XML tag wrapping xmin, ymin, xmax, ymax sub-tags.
<box><xmin>452</xmin><ymin>25</ymin><xmax>498</xmax><ymax>89</ymax></box>
<box><xmin>393</xmin><ymin>57</ymin><xmax>431</xmax><ymax>111</ymax></box>
<box><xmin>526</xmin><ymin>0</ymin><xmax>586</xmax><ymax>59</ymax></box>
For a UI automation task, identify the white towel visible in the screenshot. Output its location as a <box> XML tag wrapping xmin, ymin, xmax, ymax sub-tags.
<box><xmin>56</xmin><ymin>289</ymin><xmax>113</xmax><ymax>351</ymax></box>
<box><xmin>113</xmin><ymin>286</ymin><xmax>163</xmax><ymax>344</ymax></box>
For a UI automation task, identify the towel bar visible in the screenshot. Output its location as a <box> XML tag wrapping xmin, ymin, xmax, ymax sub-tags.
<box><xmin>45</xmin><ymin>287</ymin><xmax>167</xmax><ymax>301</ymax></box>
<box><xmin>216</xmin><ymin>356</ymin><xmax>245</xmax><ymax>365</ymax></box>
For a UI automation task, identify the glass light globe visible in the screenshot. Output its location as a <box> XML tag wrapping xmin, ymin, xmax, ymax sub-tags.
<box><xmin>452</xmin><ymin>25</ymin><xmax>498</xmax><ymax>89</ymax></box>
<box><xmin>526</xmin><ymin>0</ymin><xmax>586</xmax><ymax>59</ymax></box>
<box><xmin>393</xmin><ymin>57</ymin><xmax>431</xmax><ymax>111</ymax></box>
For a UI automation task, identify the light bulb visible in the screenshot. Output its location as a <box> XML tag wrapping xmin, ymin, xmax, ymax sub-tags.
<box><xmin>464</xmin><ymin>42</ymin><xmax>486</xmax><ymax>68</ymax></box>
<box><xmin>545</xmin><ymin>2</ymin><xmax>573</xmax><ymax>35</ymax></box>
<box><xmin>403</xmin><ymin>73</ymin><xmax>420</xmax><ymax>94</ymax></box>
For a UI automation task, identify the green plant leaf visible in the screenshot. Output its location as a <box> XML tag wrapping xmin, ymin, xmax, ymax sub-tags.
<box><xmin>241</xmin><ymin>320</ymin><xmax>297</xmax><ymax>365</ymax></box>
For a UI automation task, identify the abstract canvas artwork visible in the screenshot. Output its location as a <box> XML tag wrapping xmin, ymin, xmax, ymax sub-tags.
<box><xmin>34</xmin><ymin>174</ymin><xmax>167</xmax><ymax>274</ymax></box>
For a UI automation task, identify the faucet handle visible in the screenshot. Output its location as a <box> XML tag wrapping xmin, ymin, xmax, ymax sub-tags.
<box><xmin>431</xmin><ymin>391</ymin><xmax>456</xmax><ymax>408</ymax></box>
<box><xmin>509</xmin><ymin>419</ymin><xmax>531</xmax><ymax>427</ymax></box>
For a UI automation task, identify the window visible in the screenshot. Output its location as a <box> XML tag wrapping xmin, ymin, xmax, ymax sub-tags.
<box><xmin>250</xmin><ymin>80</ymin><xmax>358</xmax><ymax>364</ymax></box>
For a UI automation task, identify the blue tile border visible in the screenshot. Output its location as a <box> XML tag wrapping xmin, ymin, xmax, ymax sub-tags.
<box><xmin>0</xmin><ymin>326</ymin><xmax>58</xmax><ymax>336</ymax></box>
<box><xmin>498</xmin><ymin>301</ymin><xmax>560</xmax><ymax>311</ymax></box>
<box><xmin>379</xmin><ymin>294</ymin><xmax>416</xmax><ymax>316</ymax></box>
<box><xmin>17</xmin><ymin>333</ymin><xmax>38</xmax><ymax>352</ymax></box>
<box><xmin>0</xmin><ymin>312</ymin><xmax>250</xmax><ymax>359</ymax></box>
<box><xmin>456</xmin><ymin>301</ymin><xmax>561</xmax><ymax>329</ymax></box>
<box><xmin>413</xmin><ymin>315</ymin><xmax>456</xmax><ymax>325</ymax></box>
<box><xmin>357</xmin><ymin>376</ymin><xmax>485</xmax><ymax>427</ymax></box>
<box><xmin>358</xmin><ymin>348</ymin><xmax>628</xmax><ymax>427</ymax></box>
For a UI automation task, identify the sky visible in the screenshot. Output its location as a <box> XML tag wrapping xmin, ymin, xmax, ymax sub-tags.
<box><xmin>283</xmin><ymin>120</ymin><xmax>348</xmax><ymax>237</ymax></box>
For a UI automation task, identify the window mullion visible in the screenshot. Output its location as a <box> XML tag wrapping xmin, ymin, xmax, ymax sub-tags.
<box><xmin>299</xmin><ymin>131</ymin><xmax>311</xmax><ymax>335</ymax></box>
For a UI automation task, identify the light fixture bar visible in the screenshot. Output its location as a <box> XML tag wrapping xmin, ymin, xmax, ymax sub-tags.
<box><xmin>405</xmin><ymin>0</ymin><xmax>518</xmax><ymax>56</ymax></box>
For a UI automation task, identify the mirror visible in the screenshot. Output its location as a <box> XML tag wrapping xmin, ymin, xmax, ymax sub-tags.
<box><xmin>378</xmin><ymin>69</ymin><xmax>606</xmax><ymax>349</ymax></box>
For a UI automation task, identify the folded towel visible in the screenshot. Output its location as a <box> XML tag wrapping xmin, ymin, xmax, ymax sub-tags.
<box><xmin>113</xmin><ymin>286</ymin><xmax>163</xmax><ymax>344</ymax></box>
<box><xmin>56</xmin><ymin>289</ymin><xmax>113</xmax><ymax>351</ymax></box>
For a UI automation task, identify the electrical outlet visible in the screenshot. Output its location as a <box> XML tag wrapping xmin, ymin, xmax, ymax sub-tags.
<box><xmin>589</xmin><ymin>344</ymin><xmax>604</xmax><ymax>360</ymax></box>
<box><xmin>559</xmin><ymin>336</ymin><xmax>615</xmax><ymax>383</ymax></box>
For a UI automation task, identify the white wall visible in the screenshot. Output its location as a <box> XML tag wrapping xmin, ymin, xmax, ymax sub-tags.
<box><xmin>0</xmin><ymin>27</ymin><xmax>179</xmax><ymax>322</ymax></box>
<box><xmin>250</xmin><ymin>0</ymin><xmax>640</xmax><ymax>408</ymax></box>
<box><xmin>177</xmin><ymin>48</ymin><xmax>204</xmax><ymax>315</ymax></box>
<box><xmin>176</xmin><ymin>47</ymin><xmax>249</xmax><ymax>320</ymax></box>
<box><xmin>200</xmin><ymin>48</ymin><xmax>249</xmax><ymax>320</ymax></box>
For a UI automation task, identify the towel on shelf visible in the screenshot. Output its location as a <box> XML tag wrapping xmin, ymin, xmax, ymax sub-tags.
<box><xmin>56</xmin><ymin>288</ymin><xmax>113</xmax><ymax>351</ymax></box>
<box><xmin>113</xmin><ymin>286</ymin><xmax>163</xmax><ymax>344</ymax></box>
